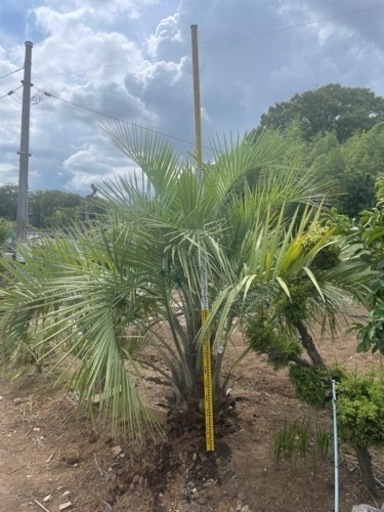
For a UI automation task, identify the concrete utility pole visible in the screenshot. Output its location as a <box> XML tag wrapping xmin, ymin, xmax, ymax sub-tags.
<box><xmin>16</xmin><ymin>41</ymin><xmax>33</xmax><ymax>241</ymax></box>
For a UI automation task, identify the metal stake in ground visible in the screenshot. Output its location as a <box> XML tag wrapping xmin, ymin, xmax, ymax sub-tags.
<box><xmin>332</xmin><ymin>380</ymin><xmax>339</xmax><ymax>512</ymax></box>
<box><xmin>190</xmin><ymin>24</ymin><xmax>215</xmax><ymax>452</ymax></box>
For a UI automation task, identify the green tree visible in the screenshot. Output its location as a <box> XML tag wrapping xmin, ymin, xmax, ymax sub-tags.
<box><xmin>0</xmin><ymin>126</ymin><xmax>367</xmax><ymax>442</ymax></box>
<box><xmin>30</xmin><ymin>190</ymin><xmax>83</xmax><ymax>229</ymax></box>
<box><xmin>298</xmin><ymin>124</ymin><xmax>384</xmax><ymax>217</ymax></box>
<box><xmin>0</xmin><ymin>185</ymin><xmax>18</xmax><ymax>221</ymax></box>
<box><xmin>337</xmin><ymin>371</ymin><xmax>384</xmax><ymax>497</ymax></box>
<box><xmin>256</xmin><ymin>84</ymin><xmax>384</xmax><ymax>143</ymax></box>
<box><xmin>345</xmin><ymin>177</ymin><xmax>384</xmax><ymax>353</ymax></box>
<box><xmin>245</xmin><ymin>218</ymin><xmax>369</xmax><ymax>372</ymax></box>
<box><xmin>244</xmin><ymin>210</ymin><xmax>383</xmax><ymax>494</ymax></box>
<box><xmin>0</xmin><ymin>186</ymin><xmax>85</xmax><ymax>230</ymax></box>
<box><xmin>0</xmin><ymin>218</ymin><xmax>15</xmax><ymax>246</ymax></box>
<box><xmin>338</xmin><ymin>125</ymin><xmax>384</xmax><ymax>217</ymax></box>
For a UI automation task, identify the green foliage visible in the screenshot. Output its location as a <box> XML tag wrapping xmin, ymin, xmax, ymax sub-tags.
<box><xmin>322</xmin><ymin>207</ymin><xmax>354</xmax><ymax>236</ymax></box>
<box><xmin>245</xmin><ymin>315</ymin><xmax>303</xmax><ymax>369</ymax></box>
<box><xmin>257</xmin><ymin>84</ymin><xmax>384</xmax><ymax>143</ymax></box>
<box><xmin>304</xmin><ymin>127</ymin><xmax>384</xmax><ymax>217</ymax></box>
<box><xmin>314</xmin><ymin>425</ymin><xmax>331</xmax><ymax>465</ymax></box>
<box><xmin>244</xmin><ymin>212</ymin><xmax>366</xmax><ymax>366</ymax></box>
<box><xmin>289</xmin><ymin>365</ymin><xmax>330</xmax><ymax>408</ymax></box>
<box><xmin>275</xmin><ymin>280</ymin><xmax>315</xmax><ymax>323</ymax></box>
<box><xmin>253</xmin><ymin>87</ymin><xmax>384</xmax><ymax>216</ymax></box>
<box><xmin>337</xmin><ymin>371</ymin><xmax>384</xmax><ymax>449</ymax></box>
<box><xmin>0</xmin><ymin>186</ymin><xmax>85</xmax><ymax>230</ymax></box>
<box><xmin>299</xmin><ymin>222</ymin><xmax>341</xmax><ymax>270</ymax></box>
<box><xmin>0</xmin><ymin>125</ymin><xmax>370</xmax><ymax>440</ymax></box>
<box><xmin>0</xmin><ymin>218</ymin><xmax>15</xmax><ymax>246</ymax></box>
<box><xmin>30</xmin><ymin>189</ymin><xmax>83</xmax><ymax>228</ymax></box>
<box><xmin>0</xmin><ymin>185</ymin><xmax>18</xmax><ymax>221</ymax></box>
<box><xmin>274</xmin><ymin>416</ymin><xmax>330</xmax><ymax>473</ymax></box>
<box><xmin>274</xmin><ymin>417</ymin><xmax>310</xmax><ymax>473</ymax></box>
<box><xmin>341</xmin><ymin>177</ymin><xmax>384</xmax><ymax>354</ymax></box>
<box><xmin>337</xmin><ymin>125</ymin><xmax>384</xmax><ymax>216</ymax></box>
<box><xmin>350</xmin><ymin>306</ymin><xmax>384</xmax><ymax>354</ymax></box>
<box><xmin>287</xmin><ymin>363</ymin><xmax>384</xmax><ymax>470</ymax></box>
<box><xmin>254</xmin><ymin>222</ymin><xmax>345</xmax><ymax>327</ymax></box>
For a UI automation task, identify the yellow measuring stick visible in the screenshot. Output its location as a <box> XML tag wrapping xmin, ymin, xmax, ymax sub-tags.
<box><xmin>191</xmin><ymin>24</ymin><xmax>215</xmax><ymax>452</ymax></box>
<box><xmin>201</xmin><ymin>309</ymin><xmax>215</xmax><ymax>451</ymax></box>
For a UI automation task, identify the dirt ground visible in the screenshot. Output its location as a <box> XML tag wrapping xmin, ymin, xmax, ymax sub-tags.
<box><xmin>0</xmin><ymin>320</ymin><xmax>383</xmax><ymax>512</ymax></box>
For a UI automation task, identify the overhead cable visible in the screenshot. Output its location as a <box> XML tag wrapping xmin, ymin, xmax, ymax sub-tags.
<box><xmin>0</xmin><ymin>85</ymin><xmax>23</xmax><ymax>100</ymax></box>
<box><xmin>0</xmin><ymin>66</ymin><xmax>24</xmax><ymax>80</ymax></box>
<box><xmin>200</xmin><ymin>3</ymin><xmax>384</xmax><ymax>46</ymax></box>
<box><xmin>33</xmin><ymin>86</ymin><xmax>212</xmax><ymax>151</ymax></box>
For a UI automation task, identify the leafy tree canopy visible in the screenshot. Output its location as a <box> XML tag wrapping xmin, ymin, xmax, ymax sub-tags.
<box><xmin>30</xmin><ymin>189</ymin><xmax>83</xmax><ymax>229</ymax></box>
<box><xmin>0</xmin><ymin>185</ymin><xmax>18</xmax><ymax>221</ymax></box>
<box><xmin>256</xmin><ymin>84</ymin><xmax>384</xmax><ymax>143</ymax></box>
<box><xmin>306</xmin><ymin>124</ymin><xmax>384</xmax><ymax>216</ymax></box>
<box><xmin>336</xmin><ymin>177</ymin><xmax>384</xmax><ymax>353</ymax></box>
<box><xmin>0</xmin><ymin>186</ymin><xmax>84</xmax><ymax>229</ymax></box>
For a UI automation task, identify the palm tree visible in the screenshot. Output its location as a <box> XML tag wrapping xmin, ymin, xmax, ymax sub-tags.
<box><xmin>0</xmin><ymin>125</ymin><xmax>368</xmax><ymax>441</ymax></box>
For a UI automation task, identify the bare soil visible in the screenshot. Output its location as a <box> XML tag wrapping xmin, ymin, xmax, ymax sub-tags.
<box><xmin>0</xmin><ymin>322</ymin><xmax>383</xmax><ymax>512</ymax></box>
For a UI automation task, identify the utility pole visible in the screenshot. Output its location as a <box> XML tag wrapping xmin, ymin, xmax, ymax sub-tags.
<box><xmin>16</xmin><ymin>41</ymin><xmax>33</xmax><ymax>241</ymax></box>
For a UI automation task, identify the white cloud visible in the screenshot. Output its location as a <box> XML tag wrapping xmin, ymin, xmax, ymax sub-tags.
<box><xmin>147</xmin><ymin>13</ymin><xmax>182</xmax><ymax>57</ymax></box>
<box><xmin>32</xmin><ymin>9</ymin><xmax>145</xmax><ymax>82</ymax></box>
<box><xmin>30</xmin><ymin>169</ymin><xmax>42</xmax><ymax>179</ymax></box>
<box><xmin>1</xmin><ymin>0</ymin><xmax>384</xmax><ymax>194</ymax></box>
<box><xmin>62</xmin><ymin>134</ymin><xmax>135</xmax><ymax>191</ymax></box>
<box><xmin>0</xmin><ymin>162</ymin><xmax>17</xmax><ymax>181</ymax></box>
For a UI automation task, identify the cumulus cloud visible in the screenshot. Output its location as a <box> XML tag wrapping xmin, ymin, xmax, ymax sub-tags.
<box><xmin>62</xmin><ymin>135</ymin><xmax>137</xmax><ymax>191</ymax></box>
<box><xmin>1</xmin><ymin>0</ymin><xmax>384</xmax><ymax>193</ymax></box>
<box><xmin>146</xmin><ymin>13</ymin><xmax>182</xmax><ymax>57</ymax></box>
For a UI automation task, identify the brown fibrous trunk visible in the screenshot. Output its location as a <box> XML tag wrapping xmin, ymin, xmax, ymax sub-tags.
<box><xmin>355</xmin><ymin>446</ymin><xmax>381</xmax><ymax>498</ymax></box>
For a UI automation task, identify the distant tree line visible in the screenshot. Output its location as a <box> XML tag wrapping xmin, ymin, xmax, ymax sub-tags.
<box><xmin>0</xmin><ymin>186</ymin><xmax>103</xmax><ymax>244</ymax></box>
<box><xmin>0</xmin><ymin>186</ymin><xmax>84</xmax><ymax>227</ymax></box>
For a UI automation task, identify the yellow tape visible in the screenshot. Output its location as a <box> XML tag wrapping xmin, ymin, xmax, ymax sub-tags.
<box><xmin>202</xmin><ymin>309</ymin><xmax>215</xmax><ymax>452</ymax></box>
<box><xmin>191</xmin><ymin>25</ymin><xmax>214</xmax><ymax>453</ymax></box>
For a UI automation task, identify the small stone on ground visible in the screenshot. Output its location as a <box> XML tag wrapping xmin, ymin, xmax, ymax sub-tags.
<box><xmin>59</xmin><ymin>502</ymin><xmax>72</xmax><ymax>511</ymax></box>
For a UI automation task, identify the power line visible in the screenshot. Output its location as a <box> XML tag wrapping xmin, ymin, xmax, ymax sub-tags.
<box><xmin>0</xmin><ymin>66</ymin><xmax>24</xmax><ymax>80</ymax></box>
<box><xmin>0</xmin><ymin>91</ymin><xmax>13</xmax><ymax>100</ymax></box>
<box><xmin>32</xmin><ymin>51</ymin><xmax>188</xmax><ymax>79</ymax></box>
<box><xmin>0</xmin><ymin>85</ymin><xmax>23</xmax><ymax>100</ymax></box>
<box><xmin>33</xmin><ymin>85</ymin><xmax>212</xmax><ymax>151</ymax></box>
<box><xmin>31</xmin><ymin>3</ymin><xmax>384</xmax><ymax>80</ymax></box>
<box><xmin>205</xmin><ymin>3</ymin><xmax>384</xmax><ymax>46</ymax></box>
<box><xmin>10</xmin><ymin>91</ymin><xmax>22</xmax><ymax>104</ymax></box>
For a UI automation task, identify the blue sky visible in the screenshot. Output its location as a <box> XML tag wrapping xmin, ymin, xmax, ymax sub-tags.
<box><xmin>1</xmin><ymin>0</ymin><xmax>384</xmax><ymax>194</ymax></box>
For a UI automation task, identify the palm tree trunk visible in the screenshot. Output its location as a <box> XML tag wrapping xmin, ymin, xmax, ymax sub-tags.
<box><xmin>355</xmin><ymin>447</ymin><xmax>380</xmax><ymax>498</ymax></box>
<box><xmin>293</xmin><ymin>320</ymin><xmax>326</xmax><ymax>368</ymax></box>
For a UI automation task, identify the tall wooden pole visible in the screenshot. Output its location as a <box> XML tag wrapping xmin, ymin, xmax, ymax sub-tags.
<box><xmin>191</xmin><ymin>24</ymin><xmax>215</xmax><ymax>452</ymax></box>
<box><xmin>16</xmin><ymin>41</ymin><xmax>33</xmax><ymax>241</ymax></box>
